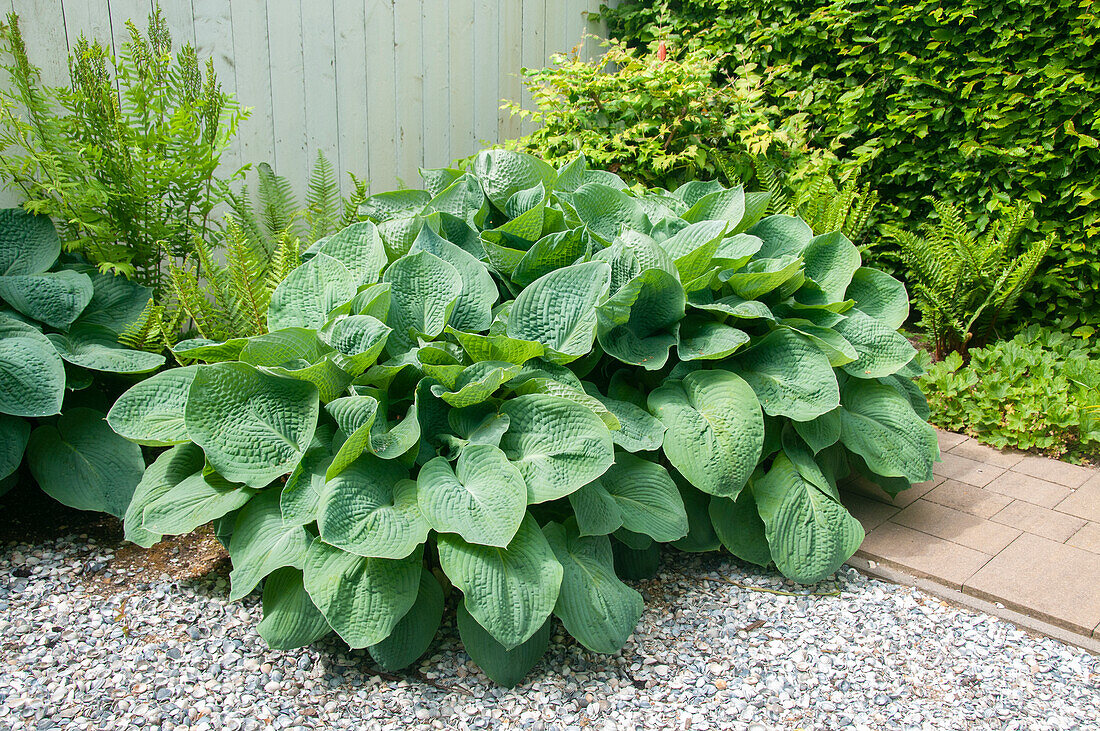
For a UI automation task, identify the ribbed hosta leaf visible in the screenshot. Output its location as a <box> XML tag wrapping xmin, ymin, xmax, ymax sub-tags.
<box><xmin>418</xmin><ymin>444</ymin><xmax>526</xmax><ymax>547</ymax></box>
<box><xmin>431</xmin><ymin>361</ymin><xmax>523</xmax><ymax>408</ymax></box>
<box><xmin>142</xmin><ymin>470</ymin><xmax>256</xmax><ymax>536</ymax></box>
<box><xmin>833</xmin><ymin>310</ymin><xmax>917</xmax><ymax>378</ymax></box>
<box><xmin>317</xmin><ymin>456</ymin><xmax>429</xmax><ymax>559</ymax></box>
<box><xmin>229</xmin><ymin>489</ymin><xmax>313</xmax><ymax>600</ymax></box>
<box><xmin>315</xmin><ymin>221</ymin><xmax>387</xmax><ymax>285</ymax></box>
<box><xmin>568</xmin><ymin>480</ymin><xmax>624</xmax><ymax>536</ymax></box>
<box><xmin>709</xmin><ymin>487</ymin><xmax>771</xmax><ymax>567</ymax></box>
<box><xmin>0</xmin><ymin>314</ymin><xmax>65</xmax><ymax>417</ymax></box>
<box><xmin>367</xmin><ymin>570</ymin><xmax>444</xmax><ymax>671</ymax></box>
<box><xmin>48</xmin><ymin>323</ymin><xmax>165</xmax><ymax>374</ymax></box>
<box><xmin>447</xmin><ymin>327</ymin><xmax>545</xmax><ymax>365</ymax></box>
<box><xmin>280</xmin><ymin>435</ymin><xmax>334</xmax><ymax>526</ymax></box>
<box><xmin>171</xmin><ymin>337</ymin><xmax>249</xmax><ymax>363</ymax></box>
<box><xmin>185</xmin><ymin>363</ymin><xmax>319</xmax><ymax>488</ymax></box>
<box><xmin>839</xmin><ymin>379</ymin><xmax>938</xmax><ymax>483</ymax></box>
<box><xmin>677</xmin><ymin>317</ymin><xmax>749</xmax><ymax>361</ymax></box>
<box><xmin>596</xmin><ymin>268</ymin><xmax>684</xmax><ymax>370</ymax></box>
<box><xmin>648</xmin><ymin>369</ymin><xmax>763</xmax><ymax>498</ymax></box>
<box><xmin>26</xmin><ymin>408</ymin><xmax>144</xmax><ymax>518</ymax></box>
<box><xmin>472</xmin><ymin>149</ymin><xmax>557</xmax><ymax>210</ymax></box>
<box><xmin>581</xmin><ymin>384</ymin><xmax>665</xmax><ymax>453</ymax></box>
<box><xmin>846</xmin><ymin>267</ymin><xmax>909</xmax><ymax>330</ymax></box>
<box><xmin>0</xmin><ymin>413</ymin><xmax>29</xmax><ymax>480</ymax></box>
<box><xmin>411</xmin><ymin>226</ymin><xmax>496</xmax><ymax>332</ymax></box>
<box><xmin>0</xmin><ymin>270</ymin><xmax>93</xmax><ymax>329</ymax></box>
<box><xmin>107</xmin><ymin>366</ymin><xmax>198</xmax><ymax>446</ymax></box>
<box><xmin>268</xmin><ymin>253</ymin><xmax>357</xmax><ymax>331</ymax></box>
<box><xmin>324</xmin><ymin>395</ymin><xmax>420</xmax><ymax>477</ymax></box>
<box><xmin>124</xmin><ymin>443</ymin><xmax>205</xmax><ymax>548</ymax></box>
<box><xmin>499</xmin><ymin>393</ymin><xmax>614</xmax><ymax>503</ymax></box>
<box><xmin>681</xmin><ymin>186</ymin><xmax>745</xmax><ymax>225</ymax></box>
<box><xmin>672</xmin><ymin>479</ymin><xmax>720</xmax><ymax>553</ymax></box>
<box><xmin>598</xmin><ymin>453</ymin><xmax>688</xmax><ymax>542</ymax></box>
<box><xmin>0</xmin><ymin>208</ymin><xmax>59</xmax><ymax>275</ymax></box>
<box><xmin>544</xmin><ymin>521</ymin><xmax>644</xmax><ymax>654</ymax></box>
<box><xmin>302</xmin><ymin>539</ymin><xmax>422</xmax><ymax>649</ymax></box>
<box><xmin>438</xmin><ymin>514</ymin><xmax>563</xmax><ymax>648</ymax></box>
<box><xmin>735</xmin><ymin>329</ymin><xmax>839</xmax><ymax>421</ymax></box>
<box><xmin>239</xmin><ymin>328</ymin><xmax>332</xmax><ymax>367</ymax></box>
<box><xmin>74</xmin><ymin>268</ymin><xmax>152</xmax><ymax>333</ymax></box>
<box><xmin>257</xmin><ymin>568</ymin><xmax>331</xmax><ymax>650</ymax></box>
<box><xmin>507</xmin><ymin>261</ymin><xmax>610</xmax><ymax>363</ymax></box>
<box><xmin>802</xmin><ymin>231</ymin><xmax>861</xmax><ymax>302</ymax></box>
<box><xmin>749</xmin><ymin>214</ymin><xmax>813</xmax><ymax>258</ymax></box>
<box><xmin>382</xmin><ymin>249</ymin><xmax>463</xmax><ymax>352</ymax></box>
<box><xmin>753</xmin><ymin>453</ymin><xmax>863</xmax><ymax>584</ymax></box>
<box><xmin>259</xmin><ymin>357</ymin><xmax>351</xmax><ymax>404</ymax></box>
<box><xmin>457</xmin><ymin>603</ymin><xmax>550</xmax><ymax>688</ymax></box>
<box><xmin>725</xmin><ymin>255</ymin><xmax>804</xmax><ymax>300</ymax></box>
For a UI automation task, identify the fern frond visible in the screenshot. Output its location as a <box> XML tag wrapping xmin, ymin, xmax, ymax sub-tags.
<box><xmin>751</xmin><ymin>154</ymin><xmax>789</xmax><ymax>214</ymax></box>
<box><xmin>257</xmin><ymin>162</ymin><xmax>298</xmax><ymax>239</ymax></box>
<box><xmin>306</xmin><ymin>150</ymin><xmax>341</xmax><ymax>241</ymax></box>
<box><xmin>343</xmin><ymin>172</ymin><xmax>369</xmax><ymax>227</ymax></box>
<box><xmin>223</xmin><ymin>218</ymin><xmax>267</xmax><ymax>336</ymax></box>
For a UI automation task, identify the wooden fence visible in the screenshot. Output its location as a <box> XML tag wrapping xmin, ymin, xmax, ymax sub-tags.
<box><xmin>4</xmin><ymin>0</ymin><xmax>615</xmax><ymax>204</ymax></box>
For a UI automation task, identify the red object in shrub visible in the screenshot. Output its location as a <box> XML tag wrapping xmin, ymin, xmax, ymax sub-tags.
<box><xmin>657</xmin><ymin>40</ymin><xmax>667</xmax><ymax>62</ymax></box>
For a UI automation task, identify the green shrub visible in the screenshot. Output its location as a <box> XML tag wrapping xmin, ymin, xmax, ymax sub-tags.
<box><xmin>504</xmin><ymin>38</ymin><xmax>818</xmax><ymax>191</ymax></box>
<box><xmin>110</xmin><ymin>150</ymin><xmax>936</xmax><ymax>686</ymax></box>
<box><xmin>885</xmin><ymin>199</ymin><xmax>1051</xmax><ymax>361</ymax></box>
<box><xmin>602</xmin><ymin>0</ymin><xmax>1100</xmax><ymax>331</ymax></box>
<box><xmin>0</xmin><ymin>7</ymin><xmax>246</xmax><ymax>293</ymax></box>
<box><xmin>0</xmin><ymin>208</ymin><xmax>162</xmax><ymax>511</ymax></box>
<box><xmin>920</xmin><ymin>327</ymin><xmax>1100</xmax><ymax>459</ymax></box>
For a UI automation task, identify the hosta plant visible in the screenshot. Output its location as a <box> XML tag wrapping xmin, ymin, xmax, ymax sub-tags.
<box><xmin>0</xmin><ymin>208</ymin><xmax>163</xmax><ymax>510</ymax></box>
<box><xmin>110</xmin><ymin>150</ymin><xmax>937</xmax><ymax>686</ymax></box>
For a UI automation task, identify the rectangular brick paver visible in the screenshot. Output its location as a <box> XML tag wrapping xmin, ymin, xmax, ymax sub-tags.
<box><xmin>893</xmin><ymin>499</ymin><xmax>1021</xmax><ymax>554</ymax></box>
<box><xmin>992</xmin><ymin>500</ymin><xmax>1088</xmax><ymax>543</ymax></box>
<box><xmin>937</xmin><ymin>429</ymin><xmax>968</xmax><ymax>452</ymax></box>
<box><xmin>1055</xmin><ymin>474</ymin><xmax>1100</xmax><ymax>522</ymax></box>
<box><xmin>859</xmin><ymin>522</ymin><xmax>991</xmax><ymax>589</ymax></box>
<box><xmin>964</xmin><ymin>533</ymin><xmax>1100</xmax><ymax>636</ymax></box>
<box><xmin>924</xmin><ymin>479</ymin><xmax>1013</xmax><ymax>519</ymax></box>
<box><xmin>1011</xmin><ymin>456</ymin><xmax>1095</xmax><ymax>489</ymax></box>
<box><xmin>1066</xmin><ymin>522</ymin><xmax>1100</xmax><ymax>555</ymax></box>
<box><xmin>982</xmin><ymin>471</ymin><xmax>1073</xmax><ymax>509</ymax></box>
<box><xmin>933</xmin><ymin>452</ymin><xmax>1006</xmax><ymax>487</ymax></box>
<box><xmin>844</xmin><ymin>475</ymin><xmax>943</xmax><ymax>508</ymax></box>
<box><xmin>949</xmin><ymin>438</ymin><xmax>1025</xmax><ymax>469</ymax></box>
<box><xmin>839</xmin><ymin>491</ymin><xmax>900</xmax><ymax>532</ymax></box>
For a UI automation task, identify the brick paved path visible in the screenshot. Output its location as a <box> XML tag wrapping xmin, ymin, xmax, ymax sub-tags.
<box><xmin>841</xmin><ymin>430</ymin><xmax>1100</xmax><ymax>639</ymax></box>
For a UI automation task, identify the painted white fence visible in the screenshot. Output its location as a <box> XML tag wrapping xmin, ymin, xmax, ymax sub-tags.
<box><xmin>4</xmin><ymin>0</ymin><xmax>615</xmax><ymax>204</ymax></box>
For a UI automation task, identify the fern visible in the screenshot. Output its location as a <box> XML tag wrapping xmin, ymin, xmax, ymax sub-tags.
<box><xmin>306</xmin><ymin>150</ymin><xmax>341</xmax><ymax>241</ymax></box>
<box><xmin>886</xmin><ymin>199</ymin><xmax>1052</xmax><ymax>361</ymax></box>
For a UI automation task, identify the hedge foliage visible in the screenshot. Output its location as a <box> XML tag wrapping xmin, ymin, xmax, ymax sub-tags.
<box><xmin>602</xmin><ymin>0</ymin><xmax>1100</xmax><ymax>332</ymax></box>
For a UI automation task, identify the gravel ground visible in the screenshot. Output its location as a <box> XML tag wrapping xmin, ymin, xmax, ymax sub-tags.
<box><xmin>1</xmin><ymin>533</ymin><xmax>1098</xmax><ymax>731</ymax></box>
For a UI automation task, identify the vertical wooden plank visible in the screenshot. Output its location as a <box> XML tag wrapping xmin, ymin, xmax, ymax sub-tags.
<box><xmin>393</xmin><ymin>0</ymin><xmax>423</xmax><ymax>186</ymax></box>
<box><xmin>107</xmin><ymin>0</ymin><xmax>154</xmax><ymax>53</ymax></box>
<box><xmin>420</xmin><ymin>0</ymin><xmax>448</xmax><ymax>171</ymax></box>
<box><xmin>364</xmin><ymin>0</ymin><xmax>397</xmax><ymax>192</ymax></box>
<box><xmin>582</xmin><ymin>0</ymin><xmax>603</xmax><ymax>61</ymax></box>
<box><xmin>192</xmin><ymin>0</ymin><xmax>241</xmax><ymax>180</ymax></box>
<box><xmin>497</xmin><ymin>0</ymin><xmax>521</xmax><ymax>141</ymax></box>
<box><xmin>300</xmin><ymin>0</ymin><xmax>340</xmax><ymax>187</ymax></box>
<box><xmin>266</xmin><ymin>0</ymin><xmax>308</xmax><ymax>193</ymax></box>
<box><xmin>61</xmin><ymin>0</ymin><xmax>114</xmax><ymax>52</ymax></box>
<box><xmin>517</xmin><ymin>0</ymin><xmax>543</xmax><ymax>136</ymax></box>
<box><xmin>159</xmin><ymin>0</ymin><xmax>196</xmax><ymax>50</ymax></box>
<box><xmin>18</xmin><ymin>0</ymin><xmax>72</xmax><ymax>86</ymax></box>
<box><xmin>333</xmin><ymin>0</ymin><xmax>369</xmax><ymax>194</ymax></box>
<box><xmin>229</xmin><ymin>2</ymin><xmax>274</xmax><ymax>173</ymax></box>
<box><xmin>447</xmin><ymin>0</ymin><xmax>475</xmax><ymax>158</ymax></box>
<box><xmin>471</xmin><ymin>0</ymin><xmax>498</xmax><ymax>149</ymax></box>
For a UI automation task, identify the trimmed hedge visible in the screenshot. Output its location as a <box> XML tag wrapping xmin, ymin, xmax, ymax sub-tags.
<box><xmin>602</xmin><ymin>0</ymin><xmax>1100</xmax><ymax>332</ymax></box>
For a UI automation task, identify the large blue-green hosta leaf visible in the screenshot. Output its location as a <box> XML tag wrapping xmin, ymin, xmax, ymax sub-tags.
<box><xmin>735</xmin><ymin>329</ymin><xmax>840</xmax><ymax>421</ymax></box>
<box><xmin>0</xmin><ymin>208</ymin><xmax>60</xmax><ymax>275</ymax></box>
<box><xmin>417</xmin><ymin>444</ymin><xmax>526</xmax><ymax>547</ymax></box>
<box><xmin>303</xmin><ymin>540</ymin><xmax>422</xmax><ymax>649</ymax></box>
<box><xmin>457</xmin><ymin>603</ymin><xmax>550</xmax><ymax>688</ymax></box>
<box><xmin>48</xmin><ymin>324</ymin><xmax>165</xmax><ymax>374</ymax></box>
<box><xmin>124</xmin><ymin>443</ymin><xmax>205</xmax><ymax>547</ymax></box>
<box><xmin>438</xmin><ymin>514</ymin><xmax>562</xmax><ymax>649</ymax></box>
<box><xmin>544</xmin><ymin>521</ymin><xmax>644</xmax><ymax>654</ymax></box>
<box><xmin>317</xmin><ymin>456</ymin><xmax>429</xmax><ymax>559</ymax></box>
<box><xmin>596</xmin><ymin>268</ymin><xmax>684</xmax><ymax>370</ymax></box>
<box><xmin>507</xmin><ymin>261</ymin><xmax>610</xmax><ymax>363</ymax></box>
<box><xmin>314</xmin><ymin>221</ymin><xmax>387</xmax><ymax>285</ymax></box>
<box><xmin>268</xmin><ymin>253</ymin><xmax>357</xmax><ymax>331</ymax></box>
<box><xmin>411</xmin><ymin>226</ymin><xmax>496</xmax><ymax>332</ymax></box>
<box><xmin>648</xmin><ymin>369</ymin><xmax>763</xmax><ymax>498</ymax></box>
<box><xmin>383</xmin><ymin>249</ymin><xmax>463</xmax><ymax>352</ymax></box>
<box><xmin>499</xmin><ymin>393</ymin><xmax>615</xmax><ymax>503</ymax></box>
<box><xmin>257</xmin><ymin>568</ymin><xmax>331</xmax><ymax>650</ymax></box>
<box><xmin>753</xmin><ymin>453</ymin><xmax>863</xmax><ymax>584</ymax></box>
<box><xmin>228</xmin><ymin>489</ymin><xmax>313</xmax><ymax>600</ymax></box>
<box><xmin>0</xmin><ymin>413</ymin><xmax>29</xmax><ymax>480</ymax></box>
<box><xmin>185</xmin><ymin>363</ymin><xmax>319</xmax><ymax>487</ymax></box>
<box><xmin>0</xmin><ymin>314</ymin><xmax>65</xmax><ymax>417</ymax></box>
<box><xmin>0</xmin><ymin>270</ymin><xmax>93</xmax><ymax>329</ymax></box>
<box><xmin>368</xmin><ymin>570</ymin><xmax>444</xmax><ymax>671</ymax></box>
<box><xmin>839</xmin><ymin>379</ymin><xmax>938</xmax><ymax>483</ymax></box>
<box><xmin>26</xmin><ymin>408</ymin><xmax>144</xmax><ymax>518</ymax></box>
<box><xmin>107</xmin><ymin>366</ymin><xmax>198</xmax><ymax>446</ymax></box>
<box><xmin>472</xmin><ymin>149</ymin><xmax>557</xmax><ymax>210</ymax></box>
